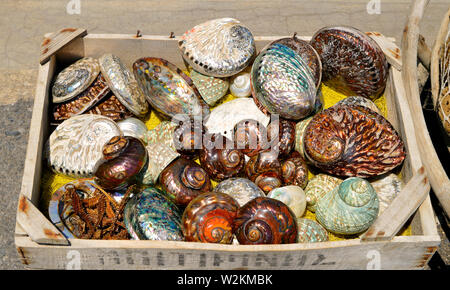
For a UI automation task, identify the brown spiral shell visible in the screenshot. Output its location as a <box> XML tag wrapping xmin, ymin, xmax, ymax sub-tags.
<box><xmin>281</xmin><ymin>152</ymin><xmax>309</xmax><ymax>189</ymax></box>
<box><xmin>94</xmin><ymin>136</ymin><xmax>148</xmax><ymax>190</ymax></box>
<box><xmin>233</xmin><ymin>119</ymin><xmax>270</xmax><ymax>157</ymax></box>
<box><xmin>304</xmin><ymin>104</ymin><xmax>406</xmax><ymax>177</ymax></box>
<box><xmin>182</xmin><ymin>192</ymin><xmax>239</xmax><ymax>244</ymax></box>
<box><xmin>244</xmin><ymin>151</ymin><xmax>282</xmax><ymax>194</ymax></box>
<box><xmin>173</xmin><ymin>117</ymin><xmax>206</xmax><ymax>158</ymax></box>
<box><xmin>267</xmin><ymin>118</ymin><xmax>296</xmax><ymax>157</ymax></box>
<box><xmin>199</xmin><ymin>133</ymin><xmax>245</xmax><ymax>181</ymax></box>
<box><xmin>310</xmin><ymin>26</ymin><xmax>388</xmax><ymax>99</ymax></box>
<box><xmin>160</xmin><ymin>158</ymin><xmax>212</xmax><ymax>206</ymax></box>
<box><xmin>234</xmin><ymin>197</ymin><xmax>298</xmax><ymax>244</ymax></box>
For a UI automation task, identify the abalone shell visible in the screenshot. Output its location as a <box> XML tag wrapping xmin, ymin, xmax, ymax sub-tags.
<box><xmin>190</xmin><ymin>70</ymin><xmax>229</xmax><ymax>106</ymax></box>
<box><xmin>213</xmin><ymin>177</ymin><xmax>265</xmax><ymax>206</ymax></box>
<box><xmin>117</xmin><ymin>117</ymin><xmax>149</xmax><ymax>141</ymax></box>
<box><xmin>179</xmin><ymin>18</ymin><xmax>256</xmax><ymax>77</ymax></box>
<box><xmin>133</xmin><ymin>57</ymin><xmax>210</xmax><ymax>120</ymax></box>
<box><xmin>337</xmin><ymin>96</ymin><xmax>381</xmax><ymax>114</ymax></box>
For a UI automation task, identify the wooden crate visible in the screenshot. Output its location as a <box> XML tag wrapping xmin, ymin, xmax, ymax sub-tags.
<box><xmin>14</xmin><ymin>30</ymin><xmax>441</xmax><ymax>270</ymax></box>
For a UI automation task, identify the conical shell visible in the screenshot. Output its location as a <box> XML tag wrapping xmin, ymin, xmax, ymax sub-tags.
<box><xmin>304</xmin><ymin>174</ymin><xmax>342</xmax><ymax>212</ymax></box>
<box><xmin>230</xmin><ymin>72</ymin><xmax>252</xmax><ymax>98</ymax></box>
<box><xmin>190</xmin><ymin>70</ymin><xmax>229</xmax><ymax>106</ymax></box>
<box><xmin>370</xmin><ymin>173</ymin><xmax>403</xmax><ymax>215</ymax></box>
<box><xmin>268</xmin><ymin>185</ymin><xmax>306</xmax><ymax>218</ymax></box>
<box><xmin>296</xmin><ymin>218</ymin><xmax>328</xmax><ymax>243</ymax></box>
<box><xmin>213</xmin><ymin>177</ymin><xmax>265</xmax><ymax>206</ymax></box>
<box><xmin>315</xmin><ymin>177</ymin><xmax>379</xmax><ymax>235</ymax></box>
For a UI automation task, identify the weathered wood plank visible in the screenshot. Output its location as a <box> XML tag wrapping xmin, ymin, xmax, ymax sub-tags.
<box><xmin>40</xmin><ymin>28</ymin><xmax>87</xmax><ymax>65</ymax></box>
<box><xmin>367</xmin><ymin>32</ymin><xmax>402</xmax><ymax>70</ymax></box>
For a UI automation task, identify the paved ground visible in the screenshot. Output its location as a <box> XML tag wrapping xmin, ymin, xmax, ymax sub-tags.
<box><xmin>0</xmin><ymin>0</ymin><xmax>449</xmax><ymax>270</ymax></box>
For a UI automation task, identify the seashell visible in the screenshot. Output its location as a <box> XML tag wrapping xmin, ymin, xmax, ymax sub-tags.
<box><xmin>200</xmin><ymin>133</ymin><xmax>245</xmax><ymax>181</ymax></box>
<box><xmin>85</xmin><ymin>92</ymin><xmax>134</xmax><ymax>121</ymax></box>
<box><xmin>244</xmin><ymin>151</ymin><xmax>283</xmax><ymax>194</ymax></box>
<box><xmin>296</xmin><ymin>218</ymin><xmax>328</xmax><ymax>243</ymax></box>
<box><xmin>160</xmin><ymin>157</ymin><xmax>212</xmax><ymax>206</ymax></box>
<box><xmin>370</xmin><ymin>173</ymin><xmax>403</xmax><ymax>215</ymax></box>
<box><xmin>315</xmin><ymin>177</ymin><xmax>379</xmax><ymax>235</ymax></box>
<box><xmin>94</xmin><ymin>136</ymin><xmax>148</xmax><ymax>190</ymax></box>
<box><xmin>205</xmin><ymin>98</ymin><xmax>270</xmax><ymax>140</ymax></box>
<box><xmin>337</xmin><ymin>96</ymin><xmax>381</xmax><ymax>114</ymax></box>
<box><xmin>267</xmin><ymin>185</ymin><xmax>306</xmax><ymax>218</ymax></box>
<box><xmin>294</xmin><ymin>117</ymin><xmax>313</xmax><ymax>159</ymax></box>
<box><xmin>179</xmin><ymin>18</ymin><xmax>256</xmax><ymax>77</ymax></box>
<box><xmin>267</xmin><ymin>118</ymin><xmax>296</xmax><ymax>157</ymax></box>
<box><xmin>233</xmin><ymin>119</ymin><xmax>270</xmax><ymax>157</ymax></box>
<box><xmin>281</xmin><ymin>152</ymin><xmax>309</xmax><ymax>189</ymax></box>
<box><xmin>173</xmin><ymin>117</ymin><xmax>205</xmax><ymax>158</ymax></box>
<box><xmin>52</xmin><ymin>57</ymin><xmax>100</xmax><ymax>103</ymax></box>
<box><xmin>99</xmin><ymin>54</ymin><xmax>149</xmax><ymax>117</ymax></box>
<box><xmin>52</xmin><ymin>73</ymin><xmax>110</xmax><ymax>121</ymax></box>
<box><xmin>310</xmin><ymin>26</ymin><xmax>388</xmax><ymax>99</ymax></box>
<box><xmin>133</xmin><ymin>57</ymin><xmax>210</xmax><ymax>120</ymax></box>
<box><xmin>251</xmin><ymin>43</ymin><xmax>317</xmax><ymax>120</ymax></box>
<box><xmin>117</xmin><ymin>117</ymin><xmax>148</xmax><ymax>141</ymax></box>
<box><xmin>213</xmin><ymin>177</ymin><xmax>264</xmax><ymax>206</ymax></box>
<box><xmin>304</xmin><ymin>174</ymin><xmax>342</xmax><ymax>212</ymax></box>
<box><xmin>123</xmin><ymin>187</ymin><xmax>183</xmax><ymax>241</ymax></box>
<box><xmin>182</xmin><ymin>192</ymin><xmax>239</xmax><ymax>243</ymax></box>
<box><xmin>234</xmin><ymin>197</ymin><xmax>298</xmax><ymax>244</ymax></box>
<box><xmin>304</xmin><ymin>104</ymin><xmax>406</xmax><ymax>177</ymax></box>
<box><xmin>230</xmin><ymin>72</ymin><xmax>252</xmax><ymax>97</ymax></box>
<box><xmin>45</xmin><ymin>114</ymin><xmax>122</xmax><ymax>178</ymax></box>
<box><xmin>190</xmin><ymin>70</ymin><xmax>229</xmax><ymax>106</ymax></box>
<box><xmin>268</xmin><ymin>34</ymin><xmax>322</xmax><ymax>88</ymax></box>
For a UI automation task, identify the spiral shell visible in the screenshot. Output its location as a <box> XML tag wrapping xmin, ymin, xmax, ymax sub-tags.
<box><xmin>230</xmin><ymin>72</ymin><xmax>252</xmax><ymax>97</ymax></box>
<box><xmin>244</xmin><ymin>151</ymin><xmax>283</xmax><ymax>194</ymax></box>
<box><xmin>316</xmin><ymin>177</ymin><xmax>379</xmax><ymax>235</ymax></box>
<box><xmin>173</xmin><ymin>117</ymin><xmax>205</xmax><ymax>158</ymax></box>
<box><xmin>304</xmin><ymin>104</ymin><xmax>406</xmax><ymax>177</ymax></box>
<box><xmin>179</xmin><ymin>18</ymin><xmax>256</xmax><ymax>77</ymax></box>
<box><xmin>190</xmin><ymin>70</ymin><xmax>229</xmax><ymax>106</ymax></box>
<box><xmin>294</xmin><ymin>117</ymin><xmax>313</xmax><ymax>159</ymax></box>
<box><xmin>234</xmin><ymin>197</ymin><xmax>298</xmax><ymax>244</ymax></box>
<box><xmin>123</xmin><ymin>187</ymin><xmax>183</xmax><ymax>241</ymax></box>
<box><xmin>182</xmin><ymin>192</ymin><xmax>239</xmax><ymax>244</ymax></box>
<box><xmin>304</xmin><ymin>174</ymin><xmax>342</xmax><ymax>212</ymax></box>
<box><xmin>94</xmin><ymin>136</ymin><xmax>148</xmax><ymax>190</ymax></box>
<box><xmin>233</xmin><ymin>119</ymin><xmax>270</xmax><ymax>157</ymax></box>
<box><xmin>370</xmin><ymin>173</ymin><xmax>403</xmax><ymax>215</ymax></box>
<box><xmin>117</xmin><ymin>117</ymin><xmax>148</xmax><ymax>141</ymax></box>
<box><xmin>213</xmin><ymin>177</ymin><xmax>264</xmax><ymax>206</ymax></box>
<box><xmin>267</xmin><ymin>118</ymin><xmax>296</xmax><ymax>157</ymax></box>
<box><xmin>160</xmin><ymin>158</ymin><xmax>212</xmax><ymax>206</ymax></box>
<box><xmin>52</xmin><ymin>57</ymin><xmax>100</xmax><ymax>103</ymax></box>
<box><xmin>267</xmin><ymin>185</ymin><xmax>306</xmax><ymax>218</ymax></box>
<box><xmin>45</xmin><ymin>114</ymin><xmax>122</xmax><ymax>178</ymax></box>
<box><xmin>251</xmin><ymin>43</ymin><xmax>317</xmax><ymax>120</ymax></box>
<box><xmin>310</xmin><ymin>26</ymin><xmax>388</xmax><ymax>99</ymax></box>
<box><xmin>281</xmin><ymin>153</ymin><xmax>309</xmax><ymax>189</ymax></box>
<box><xmin>200</xmin><ymin>133</ymin><xmax>245</xmax><ymax>181</ymax></box>
<box><xmin>296</xmin><ymin>218</ymin><xmax>328</xmax><ymax>243</ymax></box>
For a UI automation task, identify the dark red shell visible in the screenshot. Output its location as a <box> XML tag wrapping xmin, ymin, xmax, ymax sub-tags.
<box><xmin>160</xmin><ymin>158</ymin><xmax>212</xmax><ymax>206</ymax></box>
<box><xmin>94</xmin><ymin>136</ymin><xmax>148</xmax><ymax>190</ymax></box>
<box><xmin>267</xmin><ymin>118</ymin><xmax>296</xmax><ymax>157</ymax></box>
<box><xmin>281</xmin><ymin>152</ymin><xmax>309</xmax><ymax>189</ymax></box>
<box><xmin>310</xmin><ymin>26</ymin><xmax>388</xmax><ymax>99</ymax></box>
<box><xmin>244</xmin><ymin>151</ymin><xmax>282</xmax><ymax>194</ymax></box>
<box><xmin>182</xmin><ymin>192</ymin><xmax>239</xmax><ymax>244</ymax></box>
<box><xmin>304</xmin><ymin>104</ymin><xmax>406</xmax><ymax>177</ymax></box>
<box><xmin>199</xmin><ymin>133</ymin><xmax>245</xmax><ymax>181</ymax></box>
<box><xmin>234</xmin><ymin>197</ymin><xmax>298</xmax><ymax>244</ymax></box>
<box><xmin>233</xmin><ymin>119</ymin><xmax>270</xmax><ymax>157</ymax></box>
<box><xmin>86</xmin><ymin>92</ymin><xmax>134</xmax><ymax>121</ymax></box>
<box><xmin>173</xmin><ymin>117</ymin><xmax>205</xmax><ymax>158</ymax></box>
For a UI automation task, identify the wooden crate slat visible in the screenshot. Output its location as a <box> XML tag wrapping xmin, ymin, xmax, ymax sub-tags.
<box><xmin>367</xmin><ymin>31</ymin><xmax>402</xmax><ymax>70</ymax></box>
<box><xmin>40</xmin><ymin>28</ymin><xmax>87</xmax><ymax>65</ymax></box>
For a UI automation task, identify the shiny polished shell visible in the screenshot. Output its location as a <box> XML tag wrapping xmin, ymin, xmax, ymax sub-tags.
<box><xmin>230</xmin><ymin>72</ymin><xmax>252</xmax><ymax>98</ymax></box>
<box><xmin>304</xmin><ymin>104</ymin><xmax>406</xmax><ymax>177</ymax></box>
<box><xmin>251</xmin><ymin>43</ymin><xmax>317</xmax><ymax>120</ymax></box>
<box><xmin>370</xmin><ymin>173</ymin><xmax>403</xmax><ymax>215</ymax></box>
<box><xmin>133</xmin><ymin>57</ymin><xmax>210</xmax><ymax>119</ymax></box>
<box><xmin>99</xmin><ymin>54</ymin><xmax>149</xmax><ymax>117</ymax></box>
<box><xmin>281</xmin><ymin>153</ymin><xmax>309</xmax><ymax>189</ymax></box>
<box><xmin>85</xmin><ymin>92</ymin><xmax>134</xmax><ymax>121</ymax></box>
<box><xmin>213</xmin><ymin>177</ymin><xmax>264</xmax><ymax>206</ymax></box>
<box><xmin>52</xmin><ymin>57</ymin><xmax>100</xmax><ymax>103</ymax></box>
<box><xmin>294</xmin><ymin>116</ymin><xmax>313</xmax><ymax>159</ymax></box>
<box><xmin>296</xmin><ymin>218</ymin><xmax>329</xmax><ymax>243</ymax></box>
<box><xmin>117</xmin><ymin>117</ymin><xmax>149</xmax><ymax>142</ymax></box>
<box><xmin>244</xmin><ymin>151</ymin><xmax>283</xmax><ymax>194</ymax></box>
<box><xmin>304</xmin><ymin>173</ymin><xmax>342</xmax><ymax>212</ymax></box>
<box><xmin>45</xmin><ymin>114</ymin><xmax>122</xmax><ymax>178</ymax></box>
<box><xmin>123</xmin><ymin>187</ymin><xmax>183</xmax><ymax>241</ymax></box>
<box><xmin>179</xmin><ymin>18</ymin><xmax>256</xmax><ymax>77</ymax></box>
<box><xmin>267</xmin><ymin>185</ymin><xmax>307</xmax><ymax>218</ymax></box>
<box><xmin>315</xmin><ymin>177</ymin><xmax>379</xmax><ymax>235</ymax></box>
<box><xmin>337</xmin><ymin>96</ymin><xmax>381</xmax><ymax>114</ymax></box>
<box><xmin>310</xmin><ymin>26</ymin><xmax>388</xmax><ymax>99</ymax></box>
<box><xmin>190</xmin><ymin>70</ymin><xmax>229</xmax><ymax>106</ymax></box>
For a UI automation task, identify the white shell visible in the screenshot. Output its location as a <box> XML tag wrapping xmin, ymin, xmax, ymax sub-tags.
<box><xmin>46</xmin><ymin>114</ymin><xmax>122</xmax><ymax>178</ymax></box>
<box><xmin>205</xmin><ymin>98</ymin><xmax>270</xmax><ymax>140</ymax></box>
<box><xmin>230</xmin><ymin>72</ymin><xmax>252</xmax><ymax>97</ymax></box>
<box><xmin>214</xmin><ymin>177</ymin><xmax>264</xmax><ymax>206</ymax></box>
<box><xmin>370</xmin><ymin>173</ymin><xmax>403</xmax><ymax>215</ymax></box>
<box><xmin>268</xmin><ymin>185</ymin><xmax>306</xmax><ymax>218</ymax></box>
<box><xmin>117</xmin><ymin>117</ymin><xmax>148</xmax><ymax>142</ymax></box>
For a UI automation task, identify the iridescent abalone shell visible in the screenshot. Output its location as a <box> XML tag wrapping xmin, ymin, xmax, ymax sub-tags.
<box><xmin>304</xmin><ymin>173</ymin><xmax>342</xmax><ymax>212</ymax></box>
<box><xmin>310</xmin><ymin>26</ymin><xmax>388</xmax><ymax>99</ymax></box>
<box><xmin>45</xmin><ymin>114</ymin><xmax>122</xmax><ymax>178</ymax></box>
<box><xmin>117</xmin><ymin>117</ymin><xmax>148</xmax><ymax>142</ymax></box>
<box><xmin>123</xmin><ymin>187</ymin><xmax>183</xmax><ymax>241</ymax></box>
<box><xmin>267</xmin><ymin>185</ymin><xmax>307</xmax><ymax>218</ymax></box>
<box><xmin>370</xmin><ymin>173</ymin><xmax>403</xmax><ymax>215</ymax></box>
<box><xmin>296</xmin><ymin>218</ymin><xmax>329</xmax><ymax>243</ymax></box>
<box><xmin>315</xmin><ymin>177</ymin><xmax>379</xmax><ymax>235</ymax></box>
<box><xmin>99</xmin><ymin>54</ymin><xmax>149</xmax><ymax>117</ymax></box>
<box><xmin>182</xmin><ymin>192</ymin><xmax>239</xmax><ymax>244</ymax></box>
<box><xmin>190</xmin><ymin>70</ymin><xmax>229</xmax><ymax>106</ymax></box>
<box><xmin>251</xmin><ymin>43</ymin><xmax>317</xmax><ymax>120</ymax></box>
<box><xmin>213</xmin><ymin>177</ymin><xmax>264</xmax><ymax>206</ymax></box>
<box><xmin>133</xmin><ymin>57</ymin><xmax>209</xmax><ymax>120</ymax></box>
<box><xmin>179</xmin><ymin>18</ymin><xmax>256</xmax><ymax>77</ymax></box>
<box><xmin>303</xmin><ymin>104</ymin><xmax>406</xmax><ymax>177</ymax></box>
<box><xmin>52</xmin><ymin>57</ymin><xmax>100</xmax><ymax>103</ymax></box>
